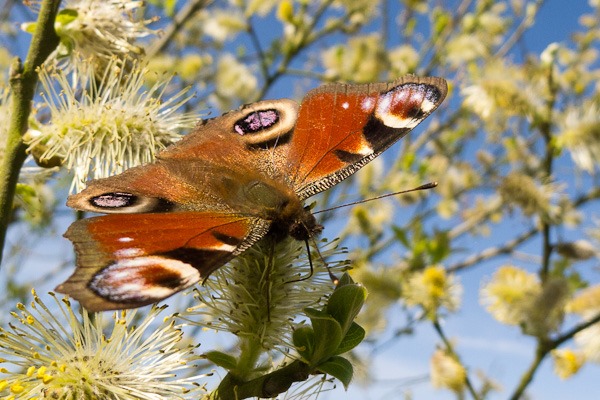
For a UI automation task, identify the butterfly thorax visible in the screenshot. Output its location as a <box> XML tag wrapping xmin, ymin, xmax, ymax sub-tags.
<box><xmin>238</xmin><ymin>179</ymin><xmax>322</xmax><ymax>241</ymax></box>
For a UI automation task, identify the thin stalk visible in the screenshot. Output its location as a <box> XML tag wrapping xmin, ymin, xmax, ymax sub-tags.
<box><xmin>509</xmin><ymin>341</ymin><xmax>546</xmax><ymax>400</ymax></box>
<box><xmin>433</xmin><ymin>319</ymin><xmax>480</xmax><ymax>400</ymax></box>
<box><xmin>0</xmin><ymin>0</ymin><xmax>60</xmax><ymax>265</ymax></box>
<box><xmin>145</xmin><ymin>0</ymin><xmax>210</xmax><ymax>58</ymax></box>
<box><xmin>509</xmin><ymin>312</ymin><xmax>600</xmax><ymax>400</ymax></box>
<box><xmin>539</xmin><ymin>53</ymin><xmax>558</xmax><ymax>281</ymax></box>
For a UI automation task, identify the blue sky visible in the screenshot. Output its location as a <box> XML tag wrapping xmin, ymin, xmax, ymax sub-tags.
<box><xmin>338</xmin><ymin>1</ymin><xmax>600</xmax><ymax>399</ymax></box>
<box><xmin>342</xmin><ymin>2</ymin><xmax>598</xmax><ymax>399</ymax></box>
<box><xmin>2</xmin><ymin>0</ymin><xmax>599</xmax><ymax>399</ymax></box>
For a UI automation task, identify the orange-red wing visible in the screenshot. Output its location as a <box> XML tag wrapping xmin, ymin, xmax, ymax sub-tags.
<box><xmin>287</xmin><ymin>76</ymin><xmax>447</xmax><ymax>200</ymax></box>
<box><xmin>57</xmin><ymin>212</ymin><xmax>269</xmax><ymax>311</ymax></box>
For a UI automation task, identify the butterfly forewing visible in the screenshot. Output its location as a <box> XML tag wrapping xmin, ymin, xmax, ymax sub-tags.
<box><xmin>285</xmin><ymin>76</ymin><xmax>447</xmax><ymax>199</ymax></box>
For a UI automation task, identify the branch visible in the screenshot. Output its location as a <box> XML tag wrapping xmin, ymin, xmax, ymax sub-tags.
<box><xmin>509</xmin><ymin>311</ymin><xmax>600</xmax><ymax>400</ymax></box>
<box><xmin>246</xmin><ymin>22</ymin><xmax>270</xmax><ymax>83</ymax></box>
<box><xmin>145</xmin><ymin>0</ymin><xmax>211</xmax><ymax>58</ymax></box>
<box><xmin>552</xmin><ymin>311</ymin><xmax>600</xmax><ymax>350</ymax></box>
<box><xmin>447</xmin><ymin>227</ymin><xmax>537</xmax><ymax>273</ymax></box>
<box><xmin>495</xmin><ymin>0</ymin><xmax>545</xmax><ymax>58</ymax></box>
<box><xmin>422</xmin><ymin>0</ymin><xmax>473</xmax><ymax>75</ymax></box>
<box><xmin>538</xmin><ymin>53</ymin><xmax>559</xmax><ymax>281</ymax></box>
<box><xmin>509</xmin><ymin>340</ymin><xmax>545</xmax><ymax>400</ymax></box>
<box><xmin>433</xmin><ymin>319</ymin><xmax>480</xmax><ymax>400</ymax></box>
<box><xmin>0</xmin><ymin>0</ymin><xmax>60</xmax><ymax>265</ymax></box>
<box><xmin>256</xmin><ymin>0</ymin><xmax>337</xmax><ymax>99</ymax></box>
<box><xmin>446</xmin><ymin>183</ymin><xmax>600</xmax><ymax>274</ymax></box>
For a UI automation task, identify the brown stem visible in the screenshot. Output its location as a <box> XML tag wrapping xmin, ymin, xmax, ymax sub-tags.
<box><xmin>255</xmin><ymin>0</ymin><xmax>337</xmax><ymax>99</ymax></box>
<box><xmin>509</xmin><ymin>341</ymin><xmax>546</xmax><ymax>400</ymax></box>
<box><xmin>496</xmin><ymin>0</ymin><xmax>546</xmax><ymax>58</ymax></box>
<box><xmin>539</xmin><ymin>50</ymin><xmax>559</xmax><ymax>281</ymax></box>
<box><xmin>448</xmin><ymin>227</ymin><xmax>537</xmax><ymax>273</ymax></box>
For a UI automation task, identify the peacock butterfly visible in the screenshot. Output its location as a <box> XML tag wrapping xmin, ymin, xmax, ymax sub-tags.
<box><xmin>56</xmin><ymin>76</ymin><xmax>448</xmax><ymax>311</ymax></box>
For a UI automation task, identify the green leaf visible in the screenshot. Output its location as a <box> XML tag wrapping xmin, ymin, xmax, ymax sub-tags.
<box><xmin>405</xmin><ymin>17</ymin><xmax>416</xmax><ymax>36</ymax></box>
<box><xmin>305</xmin><ymin>308</ymin><xmax>343</xmax><ymax>364</ymax></box>
<box><xmin>55</xmin><ymin>40</ymin><xmax>74</xmax><ymax>58</ymax></box>
<box><xmin>432</xmin><ymin>9</ymin><xmax>451</xmax><ymax>38</ymax></box>
<box><xmin>326</xmin><ymin>284</ymin><xmax>367</xmax><ymax>334</ymax></box>
<box><xmin>428</xmin><ymin>229</ymin><xmax>451</xmax><ymax>263</ymax></box>
<box><xmin>400</xmin><ymin>151</ymin><xmax>416</xmax><ymax>170</ymax></box>
<box><xmin>204</xmin><ymin>351</ymin><xmax>238</xmax><ymax>371</ymax></box>
<box><xmin>317</xmin><ymin>356</ymin><xmax>354</xmax><ymax>389</ymax></box>
<box><xmin>55</xmin><ymin>9</ymin><xmax>78</xmax><ymax>28</ymax></box>
<box><xmin>15</xmin><ymin>183</ymin><xmax>35</xmax><ymax>198</ymax></box>
<box><xmin>334</xmin><ymin>322</ymin><xmax>365</xmax><ymax>355</ymax></box>
<box><xmin>292</xmin><ymin>326</ymin><xmax>315</xmax><ymax>360</ymax></box>
<box><xmin>336</xmin><ymin>272</ymin><xmax>356</xmax><ymax>288</ymax></box>
<box><xmin>392</xmin><ymin>226</ymin><xmax>410</xmax><ymax>248</ymax></box>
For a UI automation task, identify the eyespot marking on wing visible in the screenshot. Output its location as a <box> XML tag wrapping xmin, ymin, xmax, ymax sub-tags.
<box><xmin>235</xmin><ymin>109</ymin><xmax>280</xmax><ymax>135</ymax></box>
<box><xmin>233</xmin><ymin>99</ymin><xmax>299</xmax><ymax>146</ymax></box>
<box><xmin>375</xmin><ymin>82</ymin><xmax>444</xmax><ymax>129</ymax></box>
<box><xmin>91</xmin><ymin>192</ymin><xmax>136</xmax><ymax>208</ymax></box>
<box><xmin>87</xmin><ymin>192</ymin><xmax>174</xmax><ymax>213</ymax></box>
<box><xmin>89</xmin><ymin>256</ymin><xmax>201</xmax><ymax>304</ymax></box>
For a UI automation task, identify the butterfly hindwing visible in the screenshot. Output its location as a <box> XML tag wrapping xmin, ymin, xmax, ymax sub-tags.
<box><xmin>57</xmin><ymin>213</ymin><xmax>268</xmax><ymax>311</ymax></box>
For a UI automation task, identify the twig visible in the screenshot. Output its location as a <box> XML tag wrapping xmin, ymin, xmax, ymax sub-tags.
<box><xmin>256</xmin><ymin>0</ymin><xmax>336</xmax><ymax>99</ymax></box>
<box><xmin>422</xmin><ymin>0</ymin><xmax>473</xmax><ymax>75</ymax></box>
<box><xmin>509</xmin><ymin>311</ymin><xmax>600</xmax><ymax>400</ymax></box>
<box><xmin>433</xmin><ymin>319</ymin><xmax>480</xmax><ymax>400</ymax></box>
<box><xmin>0</xmin><ymin>0</ymin><xmax>60</xmax><ymax>265</ymax></box>
<box><xmin>538</xmin><ymin>45</ymin><xmax>559</xmax><ymax>281</ymax></box>
<box><xmin>145</xmin><ymin>0</ymin><xmax>211</xmax><ymax>58</ymax></box>
<box><xmin>447</xmin><ymin>227</ymin><xmax>537</xmax><ymax>273</ymax></box>
<box><xmin>495</xmin><ymin>0</ymin><xmax>545</xmax><ymax>58</ymax></box>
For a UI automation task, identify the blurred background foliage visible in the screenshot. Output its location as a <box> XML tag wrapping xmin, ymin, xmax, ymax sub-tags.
<box><xmin>1</xmin><ymin>0</ymin><xmax>600</xmax><ymax>398</ymax></box>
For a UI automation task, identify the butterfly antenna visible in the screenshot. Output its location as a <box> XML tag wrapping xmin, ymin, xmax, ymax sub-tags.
<box><xmin>313</xmin><ymin>182</ymin><xmax>437</xmax><ymax>215</ymax></box>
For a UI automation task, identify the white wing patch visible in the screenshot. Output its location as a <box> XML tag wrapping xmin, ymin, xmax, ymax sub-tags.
<box><xmin>90</xmin><ymin>256</ymin><xmax>201</xmax><ymax>303</ymax></box>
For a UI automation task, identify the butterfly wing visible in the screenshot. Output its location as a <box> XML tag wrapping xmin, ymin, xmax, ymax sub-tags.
<box><xmin>283</xmin><ymin>76</ymin><xmax>448</xmax><ymax>200</ymax></box>
<box><xmin>60</xmin><ymin>77</ymin><xmax>447</xmax><ymax>311</ymax></box>
<box><xmin>61</xmin><ymin>101</ymin><xmax>304</xmax><ymax>311</ymax></box>
<box><xmin>67</xmin><ymin>99</ymin><xmax>303</xmax><ymax>216</ymax></box>
<box><xmin>57</xmin><ymin>212</ymin><xmax>268</xmax><ymax>311</ymax></box>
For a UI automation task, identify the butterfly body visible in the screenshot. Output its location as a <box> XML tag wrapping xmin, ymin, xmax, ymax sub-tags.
<box><xmin>58</xmin><ymin>76</ymin><xmax>448</xmax><ymax>311</ymax></box>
